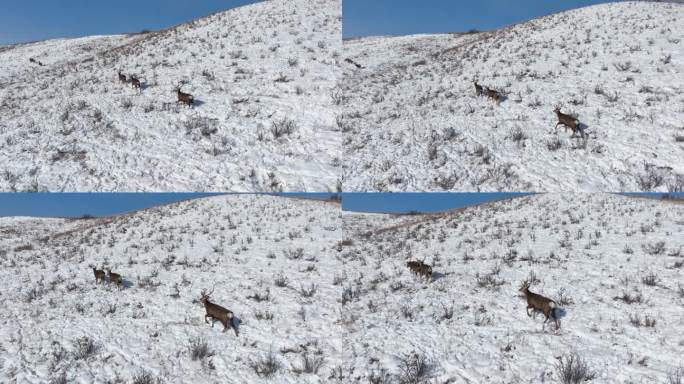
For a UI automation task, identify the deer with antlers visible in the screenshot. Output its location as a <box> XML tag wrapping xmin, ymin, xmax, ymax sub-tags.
<box><xmin>406</xmin><ymin>260</ymin><xmax>433</xmax><ymax>280</ymax></box>
<box><xmin>175</xmin><ymin>85</ymin><xmax>194</xmax><ymax>107</ymax></box>
<box><xmin>200</xmin><ymin>287</ymin><xmax>238</xmax><ymax>336</ymax></box>
<box><xmin>519</xmin><ymin>280</ymin><xmax>560</xmax><ymax>330</ymax></box>
<box><xmin>107</xmin><ymin>269</ymin><xmax>123</xmax><ymax>290</ymax></box>
<box><xmin>554</xmin><ymin>106</ymin><xmax>582</xmax><ymax>138</ymax></box>
<box><xmin>93</xmin><ymin>267</ymin><xmax>106</xmax><ymax>285</ymax></box>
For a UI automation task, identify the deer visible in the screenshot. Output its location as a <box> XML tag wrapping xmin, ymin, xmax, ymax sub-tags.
<box><xmin>93</xmin><ymin>267</ymin><xmax>106</xmax><ymax>285</ymax></box>
<box><xmin>200</xmin><ymin>287</ymin><xmax>238</xmax><ymax>336</ymax></box>
<box><xmin>519</xmin><ymin>280</ymin><xmax>560</xmax><ymax>330</ymax></box>
<box><xmin>344</xmin><ymin>58</ymin><xmax>364</xmax><ymax>69</ymax></box>
<box><xmin>473</xmin><ymin>80</ymin><xmax>484</xmax><ymax>96</ymax></box>
<box><xmin>175</xmin><ymin>85</ymin><xmax>194</xmax><ymax>107</ymax></box>
<box><xmin>406</xmin><ymin>260</ymin><xmax>432</xmax><ymax>280</ymax></box>
<box><xmin>117</xmin><ymin>71</ymin><xmax>127</xmax><ymax>83</ymax></box>
<box><xmin>106</xmin><ymin>269</ymin><xmax>123</xmax><ymax>290</ymax></box>
<box><xmin>485</xmin><ymin>87</ymin><xmax>502</xmax><ymax>104</ymax></box>
<box><xmin>554</xmin><ymin>106</ymin><xmax>582</xmax><ymax>138</ymax></box>
<box><xmin>130</xmin><ymin>75</ymin><xmax>142</xmax><ymax>91</ymax></box>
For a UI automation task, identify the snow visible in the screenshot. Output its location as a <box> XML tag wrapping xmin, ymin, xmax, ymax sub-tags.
<box><xmin>340</xmin><ymin>193</ymin><xmax>684</xmax><ymax>382</ymax></box>
<box><xmin>0</xmin><ymin>0</ymin><xmax>341</xmax><ymax>192</ymax></box>
<box><xmin>340</xmin><ymin>2</ymin><xmax>684</xmax><ymax>192</ymax></box>
<box><xmin>0</xmin><ymin>194</ymin><xmax>344</xmax><ymax>383</ymax></box>
<box><xmin>1</xmin><ymin>193</ymin><xmax>681</xmax><ymax>382</ymax></box>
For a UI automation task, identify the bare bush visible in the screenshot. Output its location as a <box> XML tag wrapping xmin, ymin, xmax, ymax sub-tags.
<box><xmin>271</xmin><ymin>118</ymin><xmax>297</xmax><ymax>139</ymax></box>
<box><xmin>293</xmin><ymin>352</ymin><xmax>325</xmax><ymax>374</ymax></box>
<box><xmin>669</xmin><ymin>366</ymin><xmax>683</xmax><ymax>384</ymax></box>
<box><xmin>132</xmin><ymin>369</ymin><xmax>162</xmax><ymax>384</ymax></box>
<box><xmin>555</xmin><ymin>353</ymin><xmax>596</xmax><ymax>383</ymax></box>
<box><xmin>73</xmin><ymin>336</ymin><xmax>98</xmax><ymax>360</ymax></box>
<box><xmin>398</xmin><ymin>351</ymin><xmax>431</xmax><ymax>384</ymax></box>
<box><xmin>249</xmin><ymin>350</ymin><xmax>280</xmax><ymax>378</ymax></box>
<box><xmin>188</xmin><ymin>337</ymin><xmax>212</xmax><ymax>361</ymax></box>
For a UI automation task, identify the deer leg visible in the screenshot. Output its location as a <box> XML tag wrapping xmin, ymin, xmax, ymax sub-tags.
<box><xmin>205</xmin><ymin>314</ymin><xmax>211</xmax><ymax>324</ymax></box>
<box><xmin>526</xmin><ymin>306</ymin><xmax>532</xmax><ymax>317</ymax></box>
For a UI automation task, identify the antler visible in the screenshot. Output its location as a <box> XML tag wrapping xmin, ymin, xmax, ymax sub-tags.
<box><xmin>201</xmin><ymin>283</ymin><xmax>216</xmax><ymax>298</ymax></box>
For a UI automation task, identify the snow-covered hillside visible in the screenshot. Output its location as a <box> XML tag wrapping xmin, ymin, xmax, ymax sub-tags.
<box><xmin>0</xmin><ymin>0</ymin><xmax>341</xmax><ymax>192</ymax></box>
<box><xmin>338</xmin><ymin>193</ymin><xmax>684</xmax><ymax>382</ymax></box>
<box><xmin>340</xmin><ymin>2</ymin><xmax>684</xmax><ymax>192</ymax></box>
<box><xmin>0</xmin><ymin>195</ymin><xmax>344</xmax><ymax>383</ymax></box>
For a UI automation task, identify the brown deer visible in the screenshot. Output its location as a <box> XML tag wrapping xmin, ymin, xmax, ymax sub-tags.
<box><xmin>473</xmin><ymin>80</ymin><xmax>484</xmax><ymax>96</ymax></box>
<box><xmin>200</xmin><ymin>287</ymin><xmax>238</xmax><ymax>336</ymax></box>
<box><xmin>130</xmin><ymin>75</ymin><xmax>142</xmax><ymax>91</ymax></box>
<box><xmin>175</xmin><ymin>86</ymin><xmax>194</xmax><ymax>107</ymax></box>
<box><xmin>406</xmin><ymin>260</ymin><xmax>433</xmax><ymax>280</ymax></box>
<box><xmin>554</xmin><ymin>106</ymin><xmax>582</xmax><ymax>137</ymax></box>
<box><xmin>93</xmin><ymin>267</ymin><xmax>106</xmax><ymax>285</ymax></box>
<box><xmin>344</xmin><ymin>58</ymin><xmax>364</xmax><ymax>69</ymax></box>
<box><xmin>106</xmin><ymin>269</ymin><xmax>123</xmax><ymax>290</ymax></box>
<box><xmin>485</xmin><ymin>87</ymin><xmax>502</xmax><ymax>104</ymax></box>
<box><xmin>519</xmin><ymin>280</ymin><xmax>559</xmax><ymax>329</ymax></box>
<box><xmin>117</xmin><ymin>71</ymin><xmax>127</xmax><ymax>83</ymax></box>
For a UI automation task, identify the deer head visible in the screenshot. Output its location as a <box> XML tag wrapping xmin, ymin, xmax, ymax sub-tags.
<box><xmin>200</xmin><ymin>285</ymin><xmax>216</xmax><ymax>304</ymax></box>
<box><xmin>519</xmin><ymin>279</ymin><xmax>531</xmax><ymax>293</ymax></box>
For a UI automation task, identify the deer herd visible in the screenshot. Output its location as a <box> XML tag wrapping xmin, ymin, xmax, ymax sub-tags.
<box><xmin>117</xmin><ymin>70</ymin><xmax>195</xmax><ymax>107</ymax></box>
<box><xmin>406</xmin><ymin>260</ymin><xmax>562</xmax><ymax>330</ymax></box>
<box><xmin>474</xmin><ymin>79</ymin><xmax>583</xmax><ymax>138</ymax></box>
<box><xmin>91</xmin><ymin>266</ymin><xmax>238</xmax><ymax>335</ymax></box>
<box><xmin>91</xmin><ymin>256</ymin><xmax>559</xmax><ymax>336</ymax></box>
<box><xmin>347</xmin><ymin>57</ymin><xmax>585</xmax><ymax>139</ymax></box>
<box><xmin>92</xmin><ymin>267</ymin><xmax>123</xmax><ymax>290</ymax></box>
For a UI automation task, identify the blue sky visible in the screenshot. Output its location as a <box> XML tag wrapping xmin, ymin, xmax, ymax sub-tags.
<box><xmin>0</xmin><ymin>193</ymin><xmax>520</xmax><ymax>217</ymax></box>
<box><xmin>0</xmin><ymin>193</ymin><xmax>679</xmax><ymax>218</ymax></box>
<box><xmin>342</xmin><ymin>193</ymin><xmax>532</xmax><ymax>214</ymax></box>
<box><xmin>0</xmin><ymin>0</ymin><xmax>260</xmax><ymax>45</ymax></box>
<box><xmin>343</xmin><ymin>0</ymin><xmax>614</xmax><ymax>38</ymax></box>
<box><xmin>0</xmin><ymin>193</ymin><xmax>221</xmax><ymax>218</ymax></box>
<box><xmin>0</xmin><ymin>193</ymin><xmax>336</xmax><ymax>218</ymax></box>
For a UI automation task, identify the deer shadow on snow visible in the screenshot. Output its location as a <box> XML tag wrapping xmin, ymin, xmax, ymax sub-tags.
<box><xmin>104</xmin><ymin>277</ymin><xmax>133</xmax><ymax>290</ymax></box>
<box><xmin>575</xmin><ymin>122</ymin><xmax>589</xmax><ymax>138</ymax></box>
<box><xmin>231</xmin><ymin>315</ymin><xmax>242</xmax><ymax>334</ymax></box>
<box><xmin>189</xmin><ymin>98</ymin><xmax>205</xmax><ymax>108</ymax></box>
<box><xmin>553</xmin><ymin>307</ymin><xmax>567</xmax><ymax>321</ymax></box>
<box><xmin>528</xmin><ymin>306</ymin><xmax>568</xmax><ymax>329</ymax></box>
